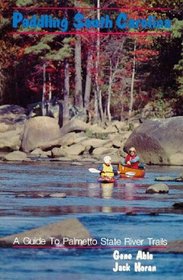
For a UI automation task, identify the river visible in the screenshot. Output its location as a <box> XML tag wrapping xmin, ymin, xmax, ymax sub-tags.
<box><xmin>0</xmin><ymin>161</ymin><xmax>183</xmax><ymax>280</ymax></box>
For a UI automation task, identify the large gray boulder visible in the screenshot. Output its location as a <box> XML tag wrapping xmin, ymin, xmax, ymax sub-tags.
<box><xmin>0</xmin><ymin>218</ymin><xmax>91</xmax><ymax>247</ymax></box>
<box><xmin>21</xmin><ymin>116</ymin><xmax>62</xmax><ymax>152</ymax></box>
<box><xmin>124</xmin><ymin>117</ymin><xmax>183</xmax><ymax>165</ymax></box>
<box><xmin>0</xmin><ymin>105</ymin><xmax>27</xmax><ymax>150</ymax></box>
<box><xmin>0</xmin><ymin>128</ymin><xmax>24</xmax><ymax>150</ymax></box>
<box><xmin>4</xmin><ymin>151</ymin><xmax>28</xmax><ymax>161</ymax></box>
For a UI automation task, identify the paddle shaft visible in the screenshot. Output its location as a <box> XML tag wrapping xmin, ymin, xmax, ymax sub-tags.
<box><xmin>88</xmin><ymin>168</ymin><xmax>135</xmax><ymax>177</ymax></box>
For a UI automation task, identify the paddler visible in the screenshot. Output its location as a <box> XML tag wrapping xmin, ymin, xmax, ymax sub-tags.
<box><xmin>123</xmin><ymin>147</ymin><xmax>140</xmax><ymax>169</ymax></box>
<box><xmin>98</xmin><ymin>156</ymin><xmax>119</xmax><ymax>178</ymax></box>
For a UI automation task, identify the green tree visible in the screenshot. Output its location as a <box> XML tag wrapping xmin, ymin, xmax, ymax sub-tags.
<box><xmin>173</xmin><ymin>19</ymin><xmax>183</xmax><ymax>96</ymax></box>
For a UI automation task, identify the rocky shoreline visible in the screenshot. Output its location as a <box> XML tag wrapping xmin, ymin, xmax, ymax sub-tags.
<box><xmin>0</xmin><ymin>104</ymin><xmax>183</xmax><ymax>166</ymax></box>
<box><xmin>0</xmin><ymin>104</ymin><xmax>133</xmax><ymax>163</ymax></box>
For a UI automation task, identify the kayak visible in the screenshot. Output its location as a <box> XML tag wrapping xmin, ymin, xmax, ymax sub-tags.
<box><xmin>118</xmin><ymin>164</ymin><xmax>145</xmax><ymax>178</ymax></box>
<box><xmin>98</xmin><ymin>177</ymin><xmax>116</xmax><ymax>183</ymax></box>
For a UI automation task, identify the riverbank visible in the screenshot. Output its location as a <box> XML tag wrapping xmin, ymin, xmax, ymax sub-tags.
<box><xmin>0</xmin><ymin>104</ymin><xmax>135</xmax><ymax>163</ymax></box>
<box><xmin>0</xmin><ymin>104</ymin><xmax>183</xmax><ymax>166</ymax></box>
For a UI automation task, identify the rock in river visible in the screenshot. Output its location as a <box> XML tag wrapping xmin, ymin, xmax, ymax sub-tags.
<box><xmin>147</xmin><ymin>240</ymin><xmax>183</xmax><ymax>253</ymax></box>
<box><xmin>155</xmin><ymin>177</ymin><xmax>177</xmax><ymax>182</ymax></box>
<box><xmin>16</xmin><ymin>192</ymin><xmax>67</xmax><ymax>198</ymax></box>
<box><xmin>173</xmin><ymin>202</ymin><xmax>183</xmax><ymax>209</ymax></box>
<box><xmin>146</xmin><ymin>183</ymin><xmax>169</xmax><ymax>194</ymax></box>
<box><xmin>0</xmin><ymin>218</ymin><xmax>91</xmax><ymax>247</ymax></box>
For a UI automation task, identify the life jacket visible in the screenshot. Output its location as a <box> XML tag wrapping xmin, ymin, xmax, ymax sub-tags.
<box><xmin>101</xmin><ymin>163</ymin><xmax>114</xmax><ymax>178</ymax></box>
<box><xmin>125</xmin><ymin>154</ymin><xmax>139</xmax><ymax>169</ymax></box>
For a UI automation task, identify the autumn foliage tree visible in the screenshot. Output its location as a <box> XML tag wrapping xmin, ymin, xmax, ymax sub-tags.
<box><xmin>0</xmin><ymin>0</ymin><xmax>182</xmax><ymax>122</ymax></box>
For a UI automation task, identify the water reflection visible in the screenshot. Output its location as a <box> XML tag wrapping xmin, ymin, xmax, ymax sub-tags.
<box><xmin>87</xmin><ymin>183</ymin><xmax>100</xmax><ymax>198</ymax></box>
<box><xmin>123</xmin><ymin>183</ymin><xmax>136</xmax><ymax>214</ymax></box>
<box><xmin>101</xmin><ymin>183</ymin><xmax>114</xmax><ymax>199</ymax></box>
<box><xmin>124</xmin><ymin>183</ymin><xmax>136</xmax><ymax>200</ymax></box>
<box><xmin>101</xmin><ymin>183</ymin><xmax>114</xmax><ymax>213</ymax></box>
<box><xmin>100</xmin><ymin>182</ymin><xmax>137</xmax><ymax>214</ymax></box>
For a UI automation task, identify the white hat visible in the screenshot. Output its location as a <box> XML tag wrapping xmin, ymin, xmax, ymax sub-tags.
<box><xmin>103</xmin><ymin>156</ymin><xmax>111</xmax><ymax>164</ymax></box>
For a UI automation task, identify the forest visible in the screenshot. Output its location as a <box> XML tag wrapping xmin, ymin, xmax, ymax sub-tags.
<box><xmin>0</xmin><ymin>0</ymin><xmax>183</xmax><ymax>124</ymax></box>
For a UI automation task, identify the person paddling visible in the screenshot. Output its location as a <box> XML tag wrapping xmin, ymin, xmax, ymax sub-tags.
<box><xmin>123</xmin><ymin>147</ymin><xmax>140</xmax><ymax>169</ymax></box>
<box><xmin>98</xmin><ymin>156</ymin><xmax>119</xmax><ymax>179</ymax></box>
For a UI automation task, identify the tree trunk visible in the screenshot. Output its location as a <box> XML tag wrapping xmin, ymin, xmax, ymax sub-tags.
<box><xmin>107</xmin><ymin>59</ymin><xmax>112</xmax><ymax>122</ymax></box>
<box><xmin>120</xmin><ymin>88</ymin><xmax>124</xmax><ymax>121</ymax></box>
<box><xmin>98</xmin><ymin>90</ymin><xmax>104</xmax><ymax>122</ymax></box>
<box><xmin>74</xmin><ymin>35</ymin><xmax>83</xmax><ymax>108</ymax></box>
<box><xmin>63</xmin><ymin>60</ymin><xmax>70</xmax><ymax>125</ymax></box>
<box><xmin>59</xmin><ymin>60</ymin><xmax>70</xmax><ymax>127</ymax></box>
<box><xmin>48</xmin><ymin>73</ymin><xmax>52</xmax><ymax>101</ymax></box>
<box><xmin>94</xmin><ymin>90</ymin><xmax>99</xmax><ymax>122</ymax></box>
<box><xmin>95</xmin><ymin>0</ymin><xmax>104</xmax><ymax>122</ymax></box>
<box><xmin>84</xmin><ymin>52</ymin><xmax>92</xmax><ymax>110</ymax></box>
<box><xmin>42</xmin><ymin>63</ymin><xmax>46</xmax><ymax>116</ymax></box>
<box><xmin>129</xmin><ymin>40</ymin><xmax>136</xmax><ymax>118</ymax></box>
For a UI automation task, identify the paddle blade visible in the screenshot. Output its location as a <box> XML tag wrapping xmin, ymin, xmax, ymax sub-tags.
<box><xmin>88</xmin><ymin>168</ymin><xmax>100</xmax><ymax>173</ymax></box>
<box><xmin>125</xmin><ymin>172</ymin><xmax>136</xmax><ymax>177</ymax></box>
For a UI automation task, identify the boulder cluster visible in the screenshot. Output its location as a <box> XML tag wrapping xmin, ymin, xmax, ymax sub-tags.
<box><xmin>0</xmin><ymin>105</ymin><xmax>132</xmax><ymax>163</ymax></box>
<box><xmin>0</xmin><ymin>104</ymin><xmax>183</xmax><ymax>166</ymax></box>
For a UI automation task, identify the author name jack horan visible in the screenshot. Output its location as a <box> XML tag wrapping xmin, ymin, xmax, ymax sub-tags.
<box><xmin>12</xmin><ymin>12</ymin><xmax>171</xmax><ymax>31</ymax></box>
<box><xmin>113</xmin><ymin>250</ymin><xmax>157</xmax><ymax>272</ymax></box>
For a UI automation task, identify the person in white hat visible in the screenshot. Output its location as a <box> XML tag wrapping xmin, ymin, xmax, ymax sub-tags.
<box><xmin>98</xmin><ymin>156</ymin><xmax>118</xmax><ymax>179</ymax></box>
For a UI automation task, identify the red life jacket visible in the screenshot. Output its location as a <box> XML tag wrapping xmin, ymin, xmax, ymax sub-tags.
<box><xmin>125</xmin><ymin>154</ymin><xmax>139</xmax><ymax>169</ymax></box>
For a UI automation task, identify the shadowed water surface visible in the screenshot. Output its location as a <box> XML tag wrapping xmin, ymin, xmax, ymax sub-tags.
<box><xmin>0</xmin><ymin>162</ymin><xmax>183</xmax><ymax>280</ymax></box>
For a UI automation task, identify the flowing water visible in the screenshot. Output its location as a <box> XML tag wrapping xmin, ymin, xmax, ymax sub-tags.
<box><xmin>0</xmin><ymin>161</ymin><xmax>183</xmax><ymax>280</ymax></box>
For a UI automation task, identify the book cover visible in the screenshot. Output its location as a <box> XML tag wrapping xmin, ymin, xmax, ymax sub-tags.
<box><xmin>0</xmin><ymin>0</ymin><xmax>183</xmax><ymax>279</ymax></box>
